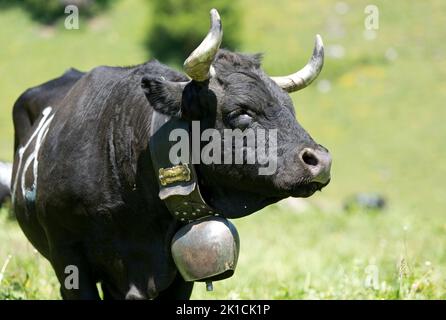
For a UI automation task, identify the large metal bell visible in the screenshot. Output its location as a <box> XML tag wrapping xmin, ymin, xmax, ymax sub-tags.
<box><xmin>171</xmin><ymin>216</ymin><xmax>240</xmax><ymax>285</ymax></box>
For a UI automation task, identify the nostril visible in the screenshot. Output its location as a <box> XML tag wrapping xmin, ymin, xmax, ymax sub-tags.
<box><xmin>301</xmin><ymin>150</ymin><xmax>319</xmax><ymax>166</ymax></box>
<box><xmin>298</xmin><ymin>147</ymin><xmax>332</xmax><ymax>184</ymax></box>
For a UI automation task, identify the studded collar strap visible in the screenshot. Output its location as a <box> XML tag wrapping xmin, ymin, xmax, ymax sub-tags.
<box><xmin>149</xmin><ymin>111</ymin><xmax>219</xmax><ymax>223</ymax></box>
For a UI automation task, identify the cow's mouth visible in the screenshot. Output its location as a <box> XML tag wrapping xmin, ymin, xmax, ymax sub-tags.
<box><xmin>195</xmin><ymin>174</ymin><xmax>331</xmax><ymax>220</ymax></box>
<box><xmin>288</xmin><ymin>179</ymin><xmax>331</xmax><ymax>198</ymax></box>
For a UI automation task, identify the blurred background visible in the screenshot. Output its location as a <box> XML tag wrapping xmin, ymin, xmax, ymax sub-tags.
<box><xmin>0</xmin><ymin>0</ymin><xmax>445</xmax><ymax>299</ymax></box>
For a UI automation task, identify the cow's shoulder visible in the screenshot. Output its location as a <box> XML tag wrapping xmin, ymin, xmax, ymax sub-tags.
<box><xmin>80</xmin><ymin>65</ymin><xmax>117</xmax><ymax>83</ymax></box>
<box><xmin>12</xmin><ymin>67</ymin><xmax>85</xmax><ymax>120</ymax></box>
<box><xmin>136</xmin><ymin>59</ymin><xmax>189</xmax><ymax>82</ymax></box>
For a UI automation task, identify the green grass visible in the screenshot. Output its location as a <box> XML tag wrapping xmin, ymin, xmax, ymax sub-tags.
<box><xmin>1</xmin><ymin>0</ymin><xmax>446</xmax><ymax>299</ymax></box>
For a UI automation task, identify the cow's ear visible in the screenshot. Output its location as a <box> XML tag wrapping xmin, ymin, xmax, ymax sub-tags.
<box><xmin>141</xmin><ymin>76</ymin><xmax>187</xmax><ymax>117</ymax></box>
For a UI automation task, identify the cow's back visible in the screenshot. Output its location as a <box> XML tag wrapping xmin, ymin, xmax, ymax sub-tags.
<box><xmin>12</xmin><ymin>68</ymin><xmax>85</xmax><ymax>153</ymax></box>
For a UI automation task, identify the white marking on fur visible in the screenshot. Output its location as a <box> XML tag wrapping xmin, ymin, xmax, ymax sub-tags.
<box><xmin>34</xmin><ymin>126</ymin><xmax>51</xmax><ymax>186</ymax></box>
<box><xmin>20</xmin><ymin>114</ymin><xmax>54</xmax><ymax>198</ymax></box>
<box><xmin>12</xmin><ymin>107</ymin><xmax>53</xmax><ymax>203</ymax></box>
<box><xmin>21</xmin><ymin>152</ymin><xmax>35</xmax><ymax>198</ymax></box>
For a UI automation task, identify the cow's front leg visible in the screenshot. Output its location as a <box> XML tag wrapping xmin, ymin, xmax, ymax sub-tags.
<box><xmin>155</xmin><ymin>272</ymin><xmax>194</xmax><ymax>300</ymax></box>
<box><xmin>50</xmin><ymin>244</ymin><xmax>100</xmax><ymax>300</ymax></box>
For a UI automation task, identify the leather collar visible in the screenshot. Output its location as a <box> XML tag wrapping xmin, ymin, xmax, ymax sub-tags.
<box><xmin>149</xmin><ymin>111</ymin><xmax>219</xmax><ymax>222</ymax></box>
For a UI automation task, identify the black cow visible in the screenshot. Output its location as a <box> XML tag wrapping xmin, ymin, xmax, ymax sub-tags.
<box><xmin>12</xmin><ymin>10</ymin><xmax>331</xmax><ymax>299</ymax></box>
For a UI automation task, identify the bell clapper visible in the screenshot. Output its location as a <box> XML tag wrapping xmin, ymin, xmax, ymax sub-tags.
<box><xmin>206</xmin><ymin>281</ymin><xmax>214</xmax><ymax>291</ymax></box>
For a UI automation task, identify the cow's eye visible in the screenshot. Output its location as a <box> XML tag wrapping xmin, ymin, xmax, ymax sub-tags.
<box><xmin>227</xmin><ymin>110</ymin><xmax>253</xmax><ymax>129</ymax></box>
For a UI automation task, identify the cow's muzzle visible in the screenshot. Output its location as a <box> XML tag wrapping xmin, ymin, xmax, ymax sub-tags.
<box><xmin>299</xmin><ymin>147</ymin><xmax>332</xmax><ymax>185</ymax></box>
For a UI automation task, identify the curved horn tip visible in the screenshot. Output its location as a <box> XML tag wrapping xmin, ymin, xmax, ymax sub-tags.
<box><xmin>315</xmin><ymin>34</ymin><xmax>323</xmax><ymax>46</ymax></box>
<box><xmin>314</xmin><ymin>34</ymin><xmax>324</xmax><ymax>56</ymax></box>
<box><xmin>209</xmin><ymin>9</ymin><xmax>222</xmax><ymax>31</ymax></box>
<box><xmin>183</xmin><ymin>8</ymin><xmax>223</xmax><ymax>81</ymax></box>
<box><xmin>312</xmin><ymin>34</ymin><xmax>324</xmax><ymax>73</ymax></box>
<box><xmin>210</xmin><ymin>8</ymin><xmax>220</xmax><ymax>19</ymax></box>
<box><xmin>270</xmin><ymin>34</ymin><xmax>325</xmax><ymax>93</ymax></box>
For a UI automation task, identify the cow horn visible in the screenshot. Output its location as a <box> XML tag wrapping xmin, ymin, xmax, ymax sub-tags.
<box><xmin>183</xmin><ymin>9</ymin><xmax>223</xmax><ymax>82</ymax></box>
<box><xmin>271</xmin><ymin>35</ymin><xmax>324</xmax><ymax>92</ymax></box>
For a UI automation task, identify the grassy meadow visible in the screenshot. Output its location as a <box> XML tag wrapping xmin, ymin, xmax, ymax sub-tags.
<box><xmin>1</xmin><ymin>0</ymin><xmax>446</xmax><ymax>299</ymax></box>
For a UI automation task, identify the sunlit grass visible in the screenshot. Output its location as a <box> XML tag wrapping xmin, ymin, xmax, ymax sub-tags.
<box><xmin>192</xmin><ymin>201</ymin><xmax>446</xmax><ymax>299</ymax></box>
<box><xmin>0</xmin><ymin>209</ymin><xmax>59</xmax><ymax>299</ymax></box>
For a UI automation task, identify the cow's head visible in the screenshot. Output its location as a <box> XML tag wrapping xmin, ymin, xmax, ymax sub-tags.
<box><xmin>142</xmin><ymin>9</ymin><xmax>331</xmax><ymax>218</ymax></box>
